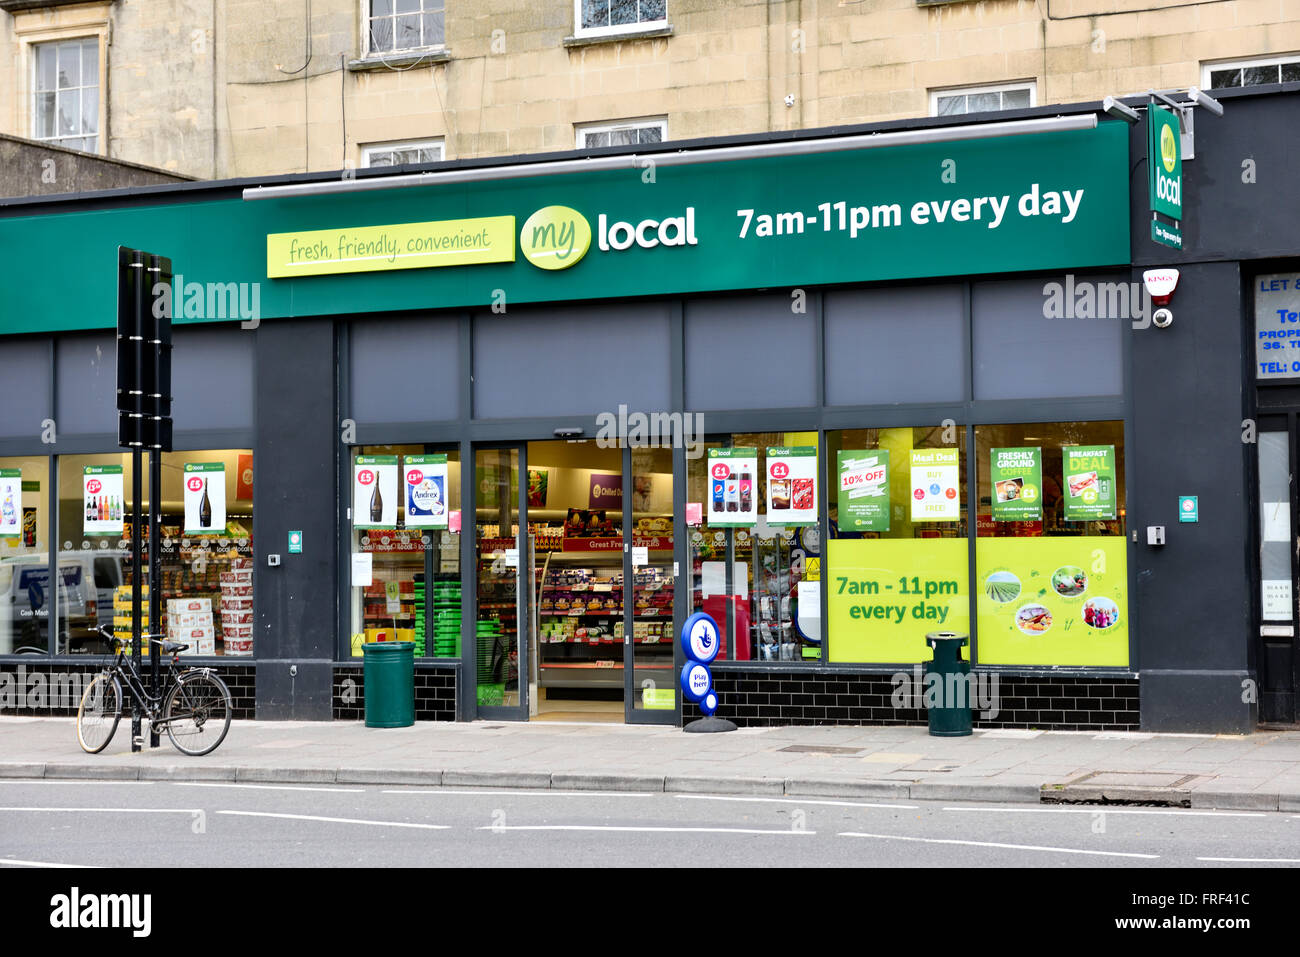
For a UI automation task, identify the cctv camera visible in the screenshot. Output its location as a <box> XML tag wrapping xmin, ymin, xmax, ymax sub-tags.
<box><xmin>784</xmin><ymin>94</ymin><xmax>795</xmax><ymax>108</ymax></box>
<box><xmin>1152</xmin><ymin>307</ymin><xmax>1173</xmax><ymax>328</ymax></box>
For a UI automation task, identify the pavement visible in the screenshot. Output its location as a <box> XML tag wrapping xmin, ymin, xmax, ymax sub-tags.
<box><xmin>4</xmin><ymin>716</ymin><xmax>1300</xmax><ymax>811</ymax></box>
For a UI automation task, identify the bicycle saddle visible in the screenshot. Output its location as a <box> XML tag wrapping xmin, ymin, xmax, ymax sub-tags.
<box><xmin>150</xmin><ymin>639</ymin><xmax>190</xmax><ymax>654</ymax></box>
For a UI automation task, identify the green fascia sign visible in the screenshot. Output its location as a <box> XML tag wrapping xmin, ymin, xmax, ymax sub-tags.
<box><xmin>1147</xmin><ymin>105</ymin><xmax>1182</xmax><ymax>221</ymax></box>
<box><xmin>0</xmin><ymin>124</ymin><xmax>1130</xmax><ymax>336</ymax></box>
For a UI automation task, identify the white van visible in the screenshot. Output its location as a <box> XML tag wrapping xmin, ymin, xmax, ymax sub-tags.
<box><xmin>0</xmin><ymin>551</ymin><xmax>127</xmax><ymax>654</ymax></box>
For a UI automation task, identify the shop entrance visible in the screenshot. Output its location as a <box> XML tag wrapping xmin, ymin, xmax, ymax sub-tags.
<box><xmin>472</xmin><ymin>441</ymin><xmax>677</xmax><ymax>723</ymax></box>
<box><xmin>1256</xmin><ymin>413</ymin><xmax>1299</xmax><ymax>724</ymax></box>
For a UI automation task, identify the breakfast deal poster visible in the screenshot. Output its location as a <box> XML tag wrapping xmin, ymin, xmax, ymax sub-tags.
<box><xmin>404</xmin><ymin>454</ymin><xmax>448</xmax><ymax>529</ymax></box>
<box><xmin>837</xmin><ymin>450</ymin><xmax>889</xmax><ymax>532</ymax></box>
<box><xmin>765</xmin><ymin>447</ymin><xmax>817</xmax><ymax>526</ymax></box>
<box><xmin>183</xmin><ymin>462</ymin><xmax>226</xmax><ymax>535</ymax></box>
<box><xmin>990</xmin><ymin>447</ymin><xmax>1042</xmax><ymax>522</ymax></box>
<box><xmin>83</xmin><ymin>465</ymin><xmax>124</xmax><ymax>537</ymax></box>
<box><xmin>707</xmin><ymin>447</ymin><xmax>758</xmax><ymax>527</ymax></box>
<box><xmin>910</xmin><ymin>448</ymin><xmax>960</xmax><ymax>522</ymax></box>
<box><xmin>354</xmin><ymin>455</ymin><xmax>398</xmax><ymax>530</ymax></box>
<box><xmin>1063</xmin><ymin>445</ymin><xmax>1116</xmax><ymax>521</ymax></box>
<box><xmin>0</xmin><ymin>468</ymin><xmax>20</xmax><ymax>537</ymax></box>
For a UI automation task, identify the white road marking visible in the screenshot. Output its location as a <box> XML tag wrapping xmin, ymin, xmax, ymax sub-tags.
<box><xmin>0</xmin><ymin>858</ymin><xmax>99</xmax><ymax>868</ymax></box>
<box><xmin>675</xmin><ymin>795</ymin><xmax>917</xmax><ymax>810</ymax></box>
<box><xmin>0</xmin><ymin>780</ymin><xmax>155</xmax><ymax>786</ymax></box>
<box><xmin>174</xmin><ymin>782</ymin><xmax>365</xmax><ymax>793</ymax></box>
<box><xmin>216</xmin><ymin>810</ymin><xmax>450</xmax><ymax>830</ymax></box>
<box><xmin>943</xmin><ymin>806</ymin><xmax>1265</xmax><ymax>818</ymax></box>
<box><xmin>839</xmin><ymin>831</ymin><xmax>1159</xmax><ymax>859</ymax></box>
<box><xmin>1197</xmin><ymin>857</ymin><xmax>1300</xmax><ymax>863</ymax></box>
<box><xmin>0</xmin><ymin>807</ymin><xmax>198</xmax><ymax>814</ymax></box>
<box><xmin>477</xmin><ymin>825</ymin><xmax>816</xmax><ymax>835</ymax></box>
<box><xmin>381</xmin><ymin>789</ymin><xmax>655</xmax><ymax>798</ymax></box>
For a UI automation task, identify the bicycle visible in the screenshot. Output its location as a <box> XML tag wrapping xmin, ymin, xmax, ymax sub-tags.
<box><xmin>76</xmin><ymin>625</ymin><xmax>233</xmax><ymax>757</ymax></box>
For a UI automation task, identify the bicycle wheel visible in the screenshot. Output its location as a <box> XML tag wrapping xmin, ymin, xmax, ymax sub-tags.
<box><xmin>76</xmin><ymin>673</ymin><xmax>122</xmax><ymax>754</ymax></box>
<box><xmin>163</xmin><ymin>672</ymin><xmax>232</xmax><ymax>757</ymax></box>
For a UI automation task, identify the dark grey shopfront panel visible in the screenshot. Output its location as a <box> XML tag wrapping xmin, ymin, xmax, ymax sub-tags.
<box><xmin>55</xmin><ymin>333</ymin><xmax>116</xmax><ymax>435</ymax></box>
<box><xmin>0</xmin><ymin>338</ymin><xmax>50</xmax><ymax>438</ymax></box>
<box><xmin>972</xmin><ymin>277</ymin><xmax>1124</xmax><ymax>399</ymax></box>
<box><xmin>685</xmin><ymin>294</ymin><xmax>817</xmax><ymax>409</ymax></box>
<box><xmin>825</xmin><ymin>285</ymin><xmax>966</xmax><ymax>405</ymax></box>
<box><xmin>172</xmin><ymin>327</ymin><xmax>254</xmax><ymax>429</ymax></box>
<box><xmin>350</xmin><ymin>316</ymin><xmax>459</xmax><ymax>422</ymax></box>
<box><xmin>473</xmin><ymin>303</ymin><xmax>670</xmax><ymax>418</ymax></box>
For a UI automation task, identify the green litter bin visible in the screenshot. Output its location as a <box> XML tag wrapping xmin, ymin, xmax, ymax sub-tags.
<box><xmin>923</xmin><ymin>632</ymin><xmax>972</xmax><ymax>737</ymax></box>
<box><xmin>362</xmin><ymin>641</ymin><xmax>415</xmax><ymax>728</ymax></box>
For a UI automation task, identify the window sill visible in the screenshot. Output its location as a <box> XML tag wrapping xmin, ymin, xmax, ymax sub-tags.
<box><xmin>347</xmin><ymin>49</ymin><xmax>451</xmax><ymax>72</ymax></box>
<box><xmin>563</xmin><ymin>24</ymin><xmax>673</xmax><ymax>48</ymax></box>
<box><xmin>0</xmin><ymin>0</ymin><xmax>113</xmax><ymax>10</ymax></box>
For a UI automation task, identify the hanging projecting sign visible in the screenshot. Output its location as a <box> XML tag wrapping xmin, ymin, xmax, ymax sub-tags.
<box><xmin>83</xmin><ymin>465</ymin><xmax>124</xmax><ymax>537</ymax></box>
<box><xmin>183</xmin><ymin>462</ymin><xmax>226</xmax><ymax>535</ymax></box>
<box><xmin>354</xmin><ymin>455</ymin><xmax>398</xmax><ymax>529</ymax></box>
<box><xmin>707</xmin><ymin>448</ymin><xmax>758</xmax><ymax>527</ymax></box>
<box><xmin>1148</xmin><ymin>105</ymin><xmax>1183</xmax><ymax>249</ymax></box>
<box><xmin>990</xmin><ymin>448</ymin><xmax>1042</xmax><ymax>522</ymax></box>
<box><xmin>766</xmin><ymin>447</ymin><xmax>817</xmax><ymax>527</ymax></box>
<box><xmin>404</xmin><ymin>454</ymin><xmax>449</xmax><ymax>529</ymax></box>
<box><xmin>838</xmin><ymin>450</ymin><xmax>890</xmax><ymax>532</ymax></box>
<box><xmin>1063</xmin><ymin>445</ymin><xmax>1117</xmax><ymax>521</ymax></box>
<box><xmin>0</xmin><ymin>468</ymin><xmax>20</xmax><ymax>537</ymax></box>
<box><xmin>910</xmin><ymin>449</ymin><xmax>960</xmax><ymax>522</ymax></box>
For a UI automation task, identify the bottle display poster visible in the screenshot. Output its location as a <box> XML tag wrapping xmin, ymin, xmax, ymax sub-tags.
<box><xmin>765</xmin><ymin>447</ymin><xmax>817</xmax><ymax>527</ymax></box>
<box><xmin>83</xmin><ymin>465</ymin><xmax>124</xmax><ymax>537</ymax></box>
<box><xmin>1063</xmin><ymin>445</ymin><xmax>1117</xmax><ymax>521</ymax></box>
<box><xmin>990</xmin><ymin>447</ymin><xmax>1042</xmax><ymax>522</ymax></box>
<box><xmin>910</xmin><ymin>448</ymin><xmax>960</xmax><ymax>522</ymax></box>
<box><xmin>838</xmin><ymin>450</ymin><xmax>889</xmax><ymax>532</ymax></box>
<box><xmin>707</xmin><ymin>447</ymin><xmax>758</xmax><ymax>527</ymax></box>
<box><xmin>354</xmin><ymin>455</ymin><xmax>399</xmax><ymax>530</ymax></box>
<box><xmin>0</xmin><ymin>468</ymin><xmax>20</xmax><ymax>537</ymax></box>
<box><xmin>404</xmin><ymin>454</ymin><xmax>448</xmax><ymax>529</ymax></box>
<box><xmin>184</xmin><ymin>462</ymin><xmax>227</xmax><ymax>535</ymax></box>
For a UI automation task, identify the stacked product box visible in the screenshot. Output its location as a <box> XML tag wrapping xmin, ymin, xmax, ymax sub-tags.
<box><xmin>220</xmin><ymin>558</ymin><xmax>254</xmax><ymax>656</ymax></box>
<box><xmin>166</xmin><ymin>597</ymin><xmax>215</xmax><ymax>656</ymax></box>
<box><xmin>112</xmin><ymin>584</ymin><xmax>148</xmax><ymax>649</ymax></box>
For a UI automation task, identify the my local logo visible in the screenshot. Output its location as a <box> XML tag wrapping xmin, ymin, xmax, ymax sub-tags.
<box><xmin>520</xmin><ymin>206</ymin><xmax>591</xmax><ymax>271</ymax></box>
<box><xmin>521</xmin><ymin>205</ymin><xmax>698</xmax><ymax>270</ymax></box>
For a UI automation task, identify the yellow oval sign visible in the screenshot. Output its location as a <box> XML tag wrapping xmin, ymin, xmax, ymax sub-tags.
<box><xmin>1160</xmin><ymin>123</ymin><xmax>1177</xmax><ymax>173</ymax></box>
<box><xmin>520</xmin><ymin>206</ymin><xmax>591</xmax><ymax>270</ymax></box>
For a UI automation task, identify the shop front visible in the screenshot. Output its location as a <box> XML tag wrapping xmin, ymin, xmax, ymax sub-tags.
<box><xmin>7</xmin><ymin>90</ymin><xmax>1295</xmax><ymax>731</ymax></box>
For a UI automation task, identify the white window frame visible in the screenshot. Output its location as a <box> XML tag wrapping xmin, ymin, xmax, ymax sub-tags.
<box><xmin>361</xmin><ymin>139</ymin><xmax>446</xmax><ymax>168</ymax></box>
<box><xmin>1201</xmin><ymin>53</ymin><xmax>1300</xmax><ymax>90</ymax></box>
<box><xmin>576</xmin><ymin>117</ymin><xmax>667</xmax><ymax>149</ymax></box>
<box><xmin>929</xmin><ymin>81</ymin><xmax>1037</xmax><ymax>117</ymax></box>
<box><xmin>360</xmin><ymin>0</ymin><xmax>446</xmax><ymax>58</ymax></box>
<box><xmin>573</xmin><ymin>0</ymin><xmax>668</xmax><ymax>40</ymax></box>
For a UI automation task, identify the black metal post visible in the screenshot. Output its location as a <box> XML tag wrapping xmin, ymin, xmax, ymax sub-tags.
<box><xmin>131</xmin><ymin>447</ymin><xmax>143</xmax><ymax>752</ymax></box>
<box><xmin>149</xmin><ymin>448</ymin><xmax>161</xmax><ymax>747</ymax></box>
